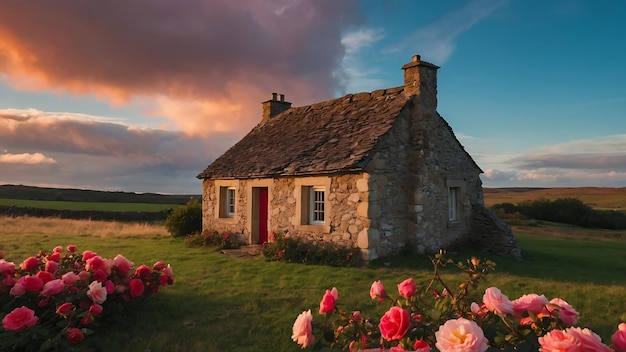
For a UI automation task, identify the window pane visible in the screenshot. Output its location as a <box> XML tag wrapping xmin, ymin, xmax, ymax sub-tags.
<box><xmin>311</xmin><ymin>189</ymin><xmax>325</xmax><ymax>223</ymax></box>
<box><xmin>227</xmin><ymin>188</ymin><xmax>235</xmax><ymax>216</ymax></box>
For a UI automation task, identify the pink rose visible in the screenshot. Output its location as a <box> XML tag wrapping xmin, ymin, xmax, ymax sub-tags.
<box><xmin>613</xmin><ymin>323</ymin><xmax>626</xmax><ymax>352</ymax></box>
<box><xmin>135</xmin><ymin>264</ymin><xmax>151</xmax><ymax>278</ymax></box>
<box><xmin>85</xmin><ymin>255</ymin><xmax>110</xmax><ymax>274</ymax></box>
<box><xmin>164</xmin><ymin>264</ymin><xmax>174</xmax><ymax>278</ymax></box>
<box><xmin>82</xmin><ymin>250</ymin><xmax>98</xmax><ymax>262</ymax></box>
<box><xmin>62</xmin><ymin>272</ymin><xmax>80</xmax><ymax>286</ymax></box>
<box><xmin>36</xmin><ymin>270</ymin><xmax>55</xmax><ymax>283</ymax></box>
<box><xmin>413</xmin><ymin>339</ymin><xmax>430</xmax><ymax>352</ymax></box>
<box><xmin>9</xmin><ymin>283</ymin><xmax>25</xmax><ymax>296</ymax></box>
<box><xmin>370</xmin><ymin>280</ymin><xmax>386</xmax><ymax>301</ymax></box>
<box><xmin>482</xmin><ymin>287</ymin><xmax>513</xmax><ymax>316</ymax></box>
<box><xmin>3</xmin><ymin>276</ymin><xmax>15</xmax><ymax>287</ymax></box>
<box><xmin>56</xmin><ymin>302</ymin><xmax>74</xmax><ymax>315</ymax></box>
<box><xmin>319</xmin><ymin>287</ymin><xmax>338</xmax><ymax>314</ymax></box>
<box><xmin>566</xmin><ymin>327</ymin><xmax>613</xmax><ymax>352</ymax></box>
<box><xmin>19</xmin><ymin>275</ymin><xmax>44</xmax><ymax>292</ymax></box>
<box><xmin>66</xmin><ymin>327</ymin><xmax>84</xmax><ymax>344</ymax></box>
<box><xmin>93</xmin><ymin>269</ymin><xmax>106</xmax><ymax>282</ymax></box>
<box><xmin>53</xmin><ymin>245</ymin><xmax>63</xmax><ymax>253</ymax></box>
<box><xmin>113</xmin><ymin>254</ymin><xmax>134</xmax><ymax>275</ymax></box>
<box><xmin>129</xmin><ymin>278</ymin><xmax>145</xmax><ymax>297</ymax></box>
<box><xmin>512</xmin><ymin>293</ymin><xmax>549</xmax><ymax>317</ymax></box>
<box><xmin>41</xmin><ymin>279</ymin><xmax>65</xmax><ymax>296</ymax></box>
<box><xmin>20</xmin><ymin>256</ymin><xmax>39</xmax><ymax>271</ymax></box>
<box><xmin>45</xmin><ymin>260</ymin><xmax>59</xmax><ymax>274</ymax></box>
<box><xmin>87</xmin><ymin>280</ymin><xmax>107</xmax><ymax>304</ymax></box>
<box><xmin>89</xmin><ymin>304</ymin><xmax>103</xmax><ymax>316</ymax></box>
<box><xmin>390</xmin><ymin>347</ymin><xmax>406</xmax><ymax>352</ymax></box>
<box><xmin>105</xmin><ymin>280</ymin><xmax>115</xmax><ymax>294</ymax></box>
<box><xmin>538</xmin><ymin>329</ymin><xmax>582</xmax><ymax>352</ymax></box>
<box><xmin>471</xmin><ymin>302</ymin><xmax>488</xmax><ymax>318</ymax></box>
<box><xmin>48</xmin><ymin>252</ymin><xmax>61</xmax><ymax>262</ymax></box>
<box><xmin>67</xmin><ymin>244</ymin><xmax>77</xmax><ymax>252</ymax></box>
<box><xmin>292</xmin><ymin>309</ymin><xmax>314</xmax><ymax>348</ymax></box>
<box><xmin>0</xmin><ymin>259</ymin><xmax>15</xmax><ymax>274</ymax></box>
<box><xmin>547</xmin><ymin>298</ymin><xmax>579</xmax><ymax>326</ymax></box>
<box><xmin>159</xmin><ymin>274</ymin><xmax>169</xmax><ymax>287</ymax></box>
<box><xmin>379</xmin><ymin>306</ymin><xmax>410</xmax><ymax>341</ymax></box>
<box><xmin>153</xmin><ymin>261</ymin><xmax>165</xmax><ymax>270</ymax></box>
<box><xmin>2</xmin><ymin>306</ymin><xmax>39</xmax><ymax>331</ymax></box>
<box><xmin>435</xmin><ymin>318</ymin><xmax>488</xmax><ymax>352</ymax></box>
<box><xmin>397</xmin><ymin>278</ymin><xmax>417</xmax><ymax>298</ymax></box>
<box><xmin>352</xmin><ymin>311</ymin><xmax>361</xmax><ymax>321</ymax></box>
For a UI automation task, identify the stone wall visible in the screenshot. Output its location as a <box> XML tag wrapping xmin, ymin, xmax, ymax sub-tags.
<box><xmin>201</xmin><ymin>174</ymin><xmax>372</xmax><ymax>252</ymax></box>
<box><xmin>404</xmin><ymin>95</ymin><xmax>485</xmax><ymax>254</ymax></box>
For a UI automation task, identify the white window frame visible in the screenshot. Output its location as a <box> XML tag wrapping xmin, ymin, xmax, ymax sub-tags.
<box><xmin>226</xmin><ymin>187</ymin><xmax>236</xmax><ymax>217</ymax></box>
<box><xmin>309</xmin><ymin>186</ymin><xmax>325</xmax><ymax>225</ymax></box>
<box><xmin>448</xmin><ymin>187</ymin><xmax>459</xmax><ymax>221</ymax></box>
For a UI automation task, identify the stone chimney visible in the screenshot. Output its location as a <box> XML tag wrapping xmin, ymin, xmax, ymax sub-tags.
<box><xmin>262</xmin><ymin>93</ymin><xmax>291</xmax><ymax>122</ymax></box>
<box><xmin>401</xmin><ymin>55</ymin><xmax>440</xmax><ymax>109</ymax></box>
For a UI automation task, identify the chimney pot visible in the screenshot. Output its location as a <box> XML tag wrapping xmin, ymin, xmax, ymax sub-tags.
<box><xmin>262</xmin><ymin>93</ymin><xmax>292</xmax><ymax>122</ymax></box>
<box><xmin>413</xmin><ymin>55</ymin><xmax>420</xmax><ymax>62</ymax></box>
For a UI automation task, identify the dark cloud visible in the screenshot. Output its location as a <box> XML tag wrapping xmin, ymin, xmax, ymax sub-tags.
<box><xmin>0</xmin><ymin>0</ymin><xmax>360</xmax><ymax>102</ymax></box>
<box><xmin>0</xmin><ymin>112</ymin><xmax>234</xmax><ymax>168</ymax></box>
<box><xmin>512</xmin><ymin>153</ymin><xmax>626</xmax><ymax>170</ymax></box>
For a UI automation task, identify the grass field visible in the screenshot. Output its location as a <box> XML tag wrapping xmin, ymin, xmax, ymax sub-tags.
<box><xmin>1</xmin><ymin>216</ymin><xmax>625</xmax><ymax>351</ymax></box>
<box><xmin>0</xmin><ymin>198</ymin><xmax>181</xmax><ymax>212</ymax></box>
<box><xmin>483</xmin><ymin>187</ymin><xmax>626</xmax><ymax>210</ymax></box>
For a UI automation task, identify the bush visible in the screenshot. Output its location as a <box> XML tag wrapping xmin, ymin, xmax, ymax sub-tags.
<box><xmin>165</xmin><ymin>199</ymin><xmax>202</xmax><ymax>237</ymax></box>
<box><xmin>185</xmin><ymin>229</ymin><xmax>243</xmax><ymax>249</ymax></box>
<box><xmin>262</xmin><ymin>231</ymin><xmax>361</xmax><ymax>267</ymax></box>
<box><xmin>0</xmin><ymin>245</ymin><xmax>174</xmax><ymax>351</ymax></box>
<box><xmin>491</xmin><ymin>198</ymin><xmax>626</xmax><ymax>230</ymax></box>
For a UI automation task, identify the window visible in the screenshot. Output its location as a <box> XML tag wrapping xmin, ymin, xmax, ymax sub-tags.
<box><xmin>310</xmin><ymin>187</ymin><xmax>325</xmax><ymax>224</ymax></box>
<box><xmin>448</xmin><ymin>187</ymin><xmax>459</xmax><ymax>221</ymax></box>
<box><xmin>226</xmin><ymin>187</ymin><xmax>236</xmax><ymax>217</ymax></box>
<box><xmin>219</xmin><ymin>186</ymin><xmax>236</xmax><ymax>218</ymax></box>
<box><xmin>300</xmin><ymin>185</ymin><xmax>326</xmax><ymax>225</ymax></box>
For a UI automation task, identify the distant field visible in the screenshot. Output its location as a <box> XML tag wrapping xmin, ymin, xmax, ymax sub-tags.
<box><xmin>0</xmin><ymin>198</ymin><xmax>180</xmax><ymax>212</ymax></box>
<box><xmin>483</xmin><ymin>187</ymin><xmax>626</xmax><ymax>210</ymax></box>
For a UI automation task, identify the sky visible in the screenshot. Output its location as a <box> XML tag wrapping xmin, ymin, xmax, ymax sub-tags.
<box><xmin>0</xmin><ymin>0</ymin><xmax>625</xmax><ymax>194</ymax></box>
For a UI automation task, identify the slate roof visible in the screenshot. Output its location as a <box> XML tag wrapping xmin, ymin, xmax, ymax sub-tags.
<box><xmin>197</xmin><ymin>86</ymin><xmax>412</xmax><ymax>179</ymax></box>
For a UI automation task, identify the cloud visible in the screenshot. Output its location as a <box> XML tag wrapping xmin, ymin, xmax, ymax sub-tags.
<box><xmin>510</xmin><ymin>135</ymin><xmax>626</xmax><ymax>170</ymax></box>
<box><xmin>483</xmin><ymin>169</ymin><xmax>519</xmax><ymax>181</ymax></box>
<box><xmin>393</xmin><ymin>0</ymin><xmax>508</xmax><ymax>64</ymax></box>
<box><xmin>0</xmin><ymin>108</ymin><xmax>236</xmax><ymax>193</ymax></box>
<box><xmin>339</xmin><ymin>28</ymin><xmax>387</xmax><ymax>93</ymax></box>
<box><xmin>0</xmin><ymin>0</ymin><xmax>361</xmax><ymax>137</ymax></box>
<box><xmin>477</xmin><ymin>135</ymin><xmax>626</xmax><ymax>188</ymax></box>
<box><xmin>0</xmin><ymin>152</ymin><xmax>56</xmax><ymax>165</ymax></box>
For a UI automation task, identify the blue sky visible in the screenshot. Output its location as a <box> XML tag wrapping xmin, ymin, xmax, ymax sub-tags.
<box><xmin>0</xmin><ymin>0</ymin><xmax>624</xmax><ymax>194</ymax></box>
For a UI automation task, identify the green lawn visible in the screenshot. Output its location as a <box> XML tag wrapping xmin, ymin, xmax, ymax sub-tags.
<box><xmin>0</xmin><ymin>198</ymin><xmax>180</xmax><ymax>212</ymax></box>
<box><xmin>1</xmin><ymin>231</ymin><xmax>625</xmax><ymax>351</ymax></box>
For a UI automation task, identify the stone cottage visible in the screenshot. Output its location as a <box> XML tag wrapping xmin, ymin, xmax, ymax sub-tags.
<box><xmin>197</xmin><ymin>55</ymin><xmax>520</xmax><ymax>261</ymax></box>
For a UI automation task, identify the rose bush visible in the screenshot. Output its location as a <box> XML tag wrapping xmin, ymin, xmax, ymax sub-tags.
<box><xmin>291</xmin><ymin>251</ymin><xmax>626</xmax><ymax>351</ymax></box>
<box><xmin>0</xmin><ymin>244</ymin><xmax>174</xmax><ymax>351</ymax></box>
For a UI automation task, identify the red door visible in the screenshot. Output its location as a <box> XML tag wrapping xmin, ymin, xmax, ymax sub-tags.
<box><xmin>258</xmin><ymin>188</ymin><xmax>268</xmax><ymax>244</ymax></box>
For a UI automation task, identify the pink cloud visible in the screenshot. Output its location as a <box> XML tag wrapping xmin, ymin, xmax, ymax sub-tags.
<box><xmin>0</xmin><ymin>1</ymin><xmax>360</xmax><ymax>136</ymax></box>
<box><xmin>0</xmin><ymin>152</ymin><xmax>56</xmax><ymax>165</ymax></box>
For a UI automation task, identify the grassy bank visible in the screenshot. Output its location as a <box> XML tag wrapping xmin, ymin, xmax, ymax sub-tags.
<box><xmin>1</xmin><ymin>216</ymin><xmax>625</xmax><ymax>351</ymax></box>
<box><xmin>0</xmin><ymin>198</ymin><xmax>181</xmax><ymax>212</ymax></box>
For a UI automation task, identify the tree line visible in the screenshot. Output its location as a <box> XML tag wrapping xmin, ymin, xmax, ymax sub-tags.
<box><xmin>491</xmin><ymin>197</ymin><xmax>626</xmax><ymax>230</ymax></box>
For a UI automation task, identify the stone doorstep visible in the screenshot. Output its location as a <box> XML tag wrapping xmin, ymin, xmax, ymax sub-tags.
<box><xmin>220</xmin><ymin>245</ymin><xmax>263</xmax><ymax>259</ymax></box>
